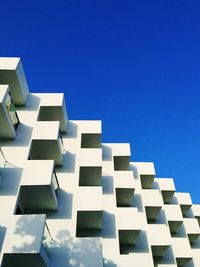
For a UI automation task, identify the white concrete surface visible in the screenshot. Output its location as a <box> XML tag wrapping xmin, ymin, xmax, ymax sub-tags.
<box><xmin>0</xmin><ymin>57</ymin><xmax>200</xmax><ymax>267</ymax></box>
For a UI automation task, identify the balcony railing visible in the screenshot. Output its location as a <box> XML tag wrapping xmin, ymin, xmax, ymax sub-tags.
<box><xmin>52</xmin><ymin>170</ymin><xmax>59</xmax><ymax>196</ymax></box>
<box><xmin>5</xmin><ymin>93</ymin><xmax>20</xmax><ymax>129</ymax></box>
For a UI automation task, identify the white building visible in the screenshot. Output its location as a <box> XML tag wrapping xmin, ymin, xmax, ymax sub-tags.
<box><xmin>0</xmin><ymin>57</ymin><xmax>200</xmax><ymax>267</ymax></box>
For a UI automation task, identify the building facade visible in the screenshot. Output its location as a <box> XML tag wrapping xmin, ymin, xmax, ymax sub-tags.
<box><xmin>0</xmin><ymin>57</ymin><xmax>200</xmax><ymax>267</ymax></box>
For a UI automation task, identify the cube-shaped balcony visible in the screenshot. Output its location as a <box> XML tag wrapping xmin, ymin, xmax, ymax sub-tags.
<box><xmin>116</xmin><ymin>208</ymin><xmax>141</xmax><ymax>254</ymax></box>
<box><xmin>110</xmin><ymin>144</ymin><xmax>130</xmax><ymax>171</ymax></box>
<box><xmin>76</xmin><ymin>187</ymin><xmax>103</xmax><ymax>237</ymax></box>
<box><xmin>80</xmin><ymin>121</ymin><xmax>102</xmax><ymax>148</ymax></box>
<box><xmin>171</xmin><ymin>238</ymin><xmax>193</xmax><ymax>266</ymax></box>
<box><xmin>37</xmin><ymin>93</ymin><xmax>68</xmax><ymax>133</ymax></box>
<box><xmin>78</xmin><ymin>148</ymin><xmax>102</xmax><ymax>167</ymax></box>
<box><xmin>174</xmin><ymin>193</ymin><xmax>192</xmax><ymax>217</ymax></box>
<box><xmin>155</xmin><ymin>178</ymin><xmax>175</xmax><ymax>204</ymax></box>
<box><xmin>192</xmin><ymin>205</ymin><xmax>200</xmax><ymax>226</ymax></box>
<box><xmin>132</xmin><ymin>162</ymin><xmax>155</xmax><ymax>189</ymax></box>
<box><xmin>147</xmin><ymin>224</ymin><xmax>170</xmax><ymax>257</ymax></box>
<box><xmin>1</xmin><ymin>215</ymin><xmax>50</xmax><ymax>267</ymax></box>
<box><xmin>16</xmin><ymin>160</ymin><xmax>59</xmax><ymax>214</ymax></box>
<box><xmin>0</xmin><ymin>85</ymin><xmax>20</xmax><ymax>139</ymax></box>
<box><xmin>114</xmin><ymin>171</ymin><xmax>135</xmax><ymax>207</ymax></box>
<box><xmin>0</xmin><ymin>57</ymin><xmax>29</xmax><ymax>105</ymax></box>
<box><xmin>142</xmin><ymin>190</ymin><xmax>163</xmax><ymax>222</ymax></box>
<box><xmin>164</xmin><ymin>205</ymin><xmax>183</xmax><ymax>234</ymax></box>
<box><xmin>184</xmin><ymin>218</ymin><xmax>200</xmax><ymax>243</ymax></box>
<box><xmin>29</xmin><ymin>122</ymin><xmax>63</xmax><ymax>166</ymax></box>
<box><xmin>118</xmin><ymin>229</ymin><xmax>140</xmax><ymax>254</ymax></box>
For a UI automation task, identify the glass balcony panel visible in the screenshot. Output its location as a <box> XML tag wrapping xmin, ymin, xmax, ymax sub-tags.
<box><xmin>52</xmin><ymin>171</ymin><xmax>59</xmax><ymax>192</ymax></box>
<box><xmin>42</xmin><ymin>224</ymin><xmax>52</xmax><ymax>258</ymax></box>
<box><xmin>0</xmin><ymin>149</ymin><xmax>6</xmax><ymax>181</ymax></box>
<box><xmin>5</xmin><ymin>94</ymin><xmax>19</xmax><ymax>129</ymax></box>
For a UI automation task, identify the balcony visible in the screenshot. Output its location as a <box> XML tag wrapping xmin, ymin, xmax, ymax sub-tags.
<box><xmin>16</xmin><ymin>160</ymin><xmax>58</xmax><ymax>214</ymax></box>
<box><xmin>111</xmin><ymin>144</ymin><xmax>131</xmax><ymax>171</ymax></box>
<box><xmin>78</xmin><ymin>148</ymin><xmax>102</xmax><ymax>167</ymax></box>
<box><xmin>79</xmin><ymin>166</ymin><xmax>102</xmax><ymax>186</ymax></box>
<box><xmin>184</xmin><ymin>218</ymin><xmax>200</xmax><ymax>244</ymax></box>
<box><xmin>116</xmin><ymin>188</ymin><xmax>134</xmax><ymax>207</ymax></box>
<box><xmin>81</xmin><ymin>133</ymin><xmax>101</xmax><ymax>148</ymax></box>
<box><xmin>171</xmin><ymin>238</ymin><xmax>193</xmax><ymax>266</ymax></box>
<box><xmin>164</xmin><ymin>205</ymin><xmax>183</xmax><ymax>234</ymax></box>
<box><xmin>29</xmin><ymin>122</ymin><xmax>63</xmax><ymax>166</ymax></box>
<box><xmin>0</xmin><ymin>85</ymin><xmax>20</xmax><ymax>139</ymax></box>
<box><xmin>142</xmin><ymin>189</ymin><xmax>163</xmax><ymax>222</ymax></box>
<box><xmin>76</xmin><ymin>187</ymin><xmax>103</xmax><ymax>237</ymax></box>
<box><xmin>174</xmin><ymin>193</ymin><xmax>192</xmax><ymax>217</ymax></box>
<box><xmin>155</xmin><ymin>178</ymin><xmax>175</xmax><ymax>204</ymax></box>
<box><xmin>37</xmin><ymin>93</ymin><xmax>68</xmax><ymax>133</ymax></box>
<box><xmin>113</xmin><ymin>156</ymin><xmax>130</xmax><ymax>171</ymax></box>
<box><xmin>132</xmin><ymin>162</ymin><xmax>155</xmax><ymax>189</ymax></box>
<box><xmin>80</xmin><ymin>121</ymin><xmax>101</xmax><ymax>148</ymax></box>
<box><xmin>1</xmin><ymin>214</ymin><xmax>50</xmax><ymax>267</ymax></box>
<box><xmin>0</xmin><ymin>57</ymin><xmax>29</xmax><ymax>105</ymax></box>
<box><xmin>114</xmin><ymin>171</ymin><xmax>135</xmax><ymax>207</ymax></box>
<box><xmin>118</xmin><ymin>229</ymin><xmax>140</xmax><ymax>254</ymax></box>
<box><xmin>147</xmin><ymin>224</ymin><xmax>170</xmax><ymax>257</ymax></box>
<box><xmin>116</xmin><ymin>208</ymin><xmax>141</xmax><ymax>254</ymax></box>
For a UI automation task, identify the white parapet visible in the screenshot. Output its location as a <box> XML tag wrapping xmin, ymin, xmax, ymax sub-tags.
<box><xmin>37</xmin><ymin>93</ymin><xmax>68</xmax><ymax>133</ymax></box>
<box><xmin>29</xmin><ymin>121</ymin><xmax>63</xmax><ymax>165</ymax></box>
<box><xmin>17</xmin><ymin>160</ymin><xmax>58</xmax><ymax>213</ymax></box>
<box><xmin>1</xmin><ymin>214</ymin><xmax>50</xmax><ymax>267</ymax></box>
<box><xmin>0</xmin><ymin>57</ymin><xmax>29</xmax><ymax>105</ymax></box>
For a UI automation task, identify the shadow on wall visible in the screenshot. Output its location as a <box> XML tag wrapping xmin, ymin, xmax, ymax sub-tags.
<box><xmin>0</xmin><ymin>167</ymin><xmax>22</xmax><ymax>196</ymax></box>
<box><xmin>17</xmin><ymin>94</ymin><xmax>41</xmax><ymax>112</ymax></box>
<box><xmin>134</xmin><ymin>230</ymin><xmax>150</xmax><ymax>253</ymax></box>
<box><xmin>12</xmin><ymin>215</ymin><xmax>45</xmax><ymax>253</ymax></box>
<box><xmin>102</xmin><ymin>176</ymin><xmax>114</xmax><ymax>194</ymax></box>
<box><xmin>102</xmin><ymin>211</ymin><xmax>116</xmax><ymax>239</ymax></box>
<box><xmin>101</xmin><ymin>145</ymin><xmax>112</xmax><ymax>161</ymax></box>
<box><xmin>0</xmin><ymin>226</ymin><xmax>6</xmax><ymax>253</ymax></box>
<box><xmin>56</xmin><ymin>152</ymin><xmax>76</xmax><ymax>174</ymax></box>
<box><xmin>49</xmin><ymin>229</ymin><xmax>104</xmax><ymax>267</ymax></box>
<box><xmin>0</xmin><ymin>124</ymin><xmax>33</xmax><ymax>147</ymax></box>
<box><xmin>128</xmin><ymin>164</ymin><xmax>139</xmax><ymax>180</ymax></box>
<box><xmin>64</xmin><ymin>121</ymin><xmax>78</xmax><ymax>139</ymax></box>
<box><xmin>131</xmin><ymin>193</ymin><xmax>144</xmax><ymax>212</ymax></box>
<box><xmin>46</xmin><ymin>189</ymin><xmax>73</xmax><ymax>220</ymax></box>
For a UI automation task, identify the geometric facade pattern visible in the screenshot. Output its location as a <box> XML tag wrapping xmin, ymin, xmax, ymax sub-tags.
<box><xmin>0</xmin><ymin>57</ymin><xmax>200</xmax><ymax>267</ymax></box>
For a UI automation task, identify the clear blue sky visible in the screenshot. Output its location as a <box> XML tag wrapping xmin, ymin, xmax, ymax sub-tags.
<box><xmin>1</xmin><ymin>1</ymin><xmax>200</xmax><ymax>202</ymax></box>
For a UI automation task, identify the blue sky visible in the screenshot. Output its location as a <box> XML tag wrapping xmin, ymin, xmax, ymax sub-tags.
<box><xmin>1</xmin><ymin>1</ymin><xmax>200</xmax><ymax>202</ymax></box>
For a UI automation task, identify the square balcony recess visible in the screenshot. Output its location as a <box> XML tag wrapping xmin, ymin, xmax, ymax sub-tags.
<box><xmin>79</xmin><ymin>166</ymin><xmax>102</xmax><ymax>186</ymax></box>
<box><xmin>0</xmin><ymin>85</ymin><xmax>20</xmax><ymax>139</ymax></box>
<box><xmin>81</xmin><ymin>133</ymin><xmax>101</xmax><ymax>148</ymax></box>
<box><xmin>76</xmin><ymin>210</ymin><xmax>103</xmax><ymax>237</ymax></box>
<box><xmin>16</xmin><ymin>160</ymin><xmax>59</xmax><ymax>214</ymax></box>
<box><xmin>116</xmin><ymin>188</ymin><xmax>134</xmax><ymax>207</ymax></box>
<box><xmin>118</xmin><ymin>229</ymin><xmax>140</xmax><ymax>254</ymax></box>
<box><xmin>29</xmin><ymin>122</ymin><xmax>63</xmax><ymax>166</ymax></box>
<box><xmin>0</xmin><ymin>57</ymin><xmax>29</xmax><ymax>105</ymax></box>
<box><xmin>113</xmin><ymin>156</ymin><xmax>130</xmax><ymax>171</ymax></box>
